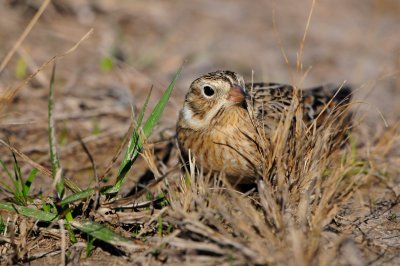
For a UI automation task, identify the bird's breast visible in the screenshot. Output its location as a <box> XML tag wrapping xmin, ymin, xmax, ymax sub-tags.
<box><xmin>177</xmin><ymin>106</ymin><xmax>262</xmax><ymax>181</ymax></box>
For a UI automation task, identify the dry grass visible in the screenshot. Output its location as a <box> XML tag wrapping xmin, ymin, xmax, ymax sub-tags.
<box><xmin>1</xmin><ymin>1</ymin><xmax>400</xmax><ymax>265</ymax></box>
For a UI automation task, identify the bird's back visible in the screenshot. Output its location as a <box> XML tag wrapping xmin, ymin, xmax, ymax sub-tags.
<box><xmin>246</xmin><ymin>82</ymin><xmax>352</xmax><ymax>131</ymax></box>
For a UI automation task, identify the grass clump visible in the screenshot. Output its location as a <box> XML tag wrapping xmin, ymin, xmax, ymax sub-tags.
<box><xmin>0</xmin><ymin>58</ymin><xmax>182</xmax><ymax>262</ymax></box>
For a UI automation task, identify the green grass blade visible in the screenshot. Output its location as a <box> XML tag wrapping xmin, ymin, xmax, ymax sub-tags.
<box><xmin>15</xmin><ymin>56</ymin><xmax>27</xmax><ymax>79</ymax></box>
<box><xmin>23</xmin><ymin>168</ymin><xmax>38</xmax><ymax>197</ymax></box>
<box><xmin>48</xmin><ymin>63</ymin><xmax>60</xmax><ymax>174</ymax></box>
<box><xmin>12</xmin><ymin>151</ymin><xmax>22</xmax><ymax>182</ymax></box>
<box><xmin>65</xmin><ymin>212</ymin><xmax>77</xmax><ymax>243</ymax></box>
<box><xmin>10</xmin><ymin>151</ymin><xmax>26</xmax><ymax>204</ymax></box>
<box><xmin>142</xmin><ymin>66</ymin><xmax>181</xmax><ymax>137</ymax></box>
<box><xmin>0</xmin><ymin>202</ymin><xmax>58</xmax><ymax>222</ymax></box>
<box><xmin>41</xmin><ymin>196</ymin><xmax>52</xmax><ymax>213</ymax></box>
<box><xmin>11</xmin><ymin>151</ymin><xmax>22</xmax><ymax>195</ymax></box>
<box><xmin>108</xmin><ymin>66</ymin><xmax>182</xmax><ymax>193</ymax></box>
<box><xmin>108</xmin><ymin>89</ymin><xmax>153</xmax><ymax>192</ymax></box>
<box><xmin>60</xmin><ymin>188</ymin><xmax>95</xmax><ymax>205</ymax></box>
<box><xmin>71</xmin><ymin>220</ymin><xmax>138</xmax><ymax>249</ymax></box>
<box><xmin>86</xmin><ymin>235</ymin><xmax>95</xmax><ymax>257</ymax></box>
<box><xmin>48</xmin><ymin>63</ymin><xmax>63</xmax><ymax>197</ymax></box>
<box><xmin>118</xmin><ymin>87</ymin><xmax>153</xmax><ymax>175</ymax></box>
<box><xmin>136</xmin><ymin>86</ymin><xmax>153</xmax><ymax>132</ymax></box>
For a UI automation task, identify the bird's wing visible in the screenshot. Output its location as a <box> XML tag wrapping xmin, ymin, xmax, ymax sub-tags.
<box><xmin>301</xmin><ymin>83</ymin><xmax>352</xmax><ymax>125</ymax></box>
<box><xmin>245</xmin><ymin>82</ymin><xmax>352</xmax><ymax>129</ymax></box>
<box><xmin>245</xmin><ymin>83</ymin><xmax>294</xmax><ymax>130</ymax></box>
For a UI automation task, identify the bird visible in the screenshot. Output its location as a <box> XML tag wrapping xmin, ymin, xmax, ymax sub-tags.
<box><xmin>176</xmin><ymin>70</ymin><xmax>352</xmax><ymax>184</ymax></box>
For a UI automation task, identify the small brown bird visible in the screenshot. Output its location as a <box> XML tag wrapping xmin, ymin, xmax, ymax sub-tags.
<box><xmin>176</xmin><ymin>70</ymin><xmax>352</xmax><ymax>183</ymax></box>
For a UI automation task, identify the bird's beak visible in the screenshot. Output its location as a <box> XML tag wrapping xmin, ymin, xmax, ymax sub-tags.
<box><xmin>227</xmin><ymin>85</ymin><xmax>246</xmax><ymax>103</ymax></box>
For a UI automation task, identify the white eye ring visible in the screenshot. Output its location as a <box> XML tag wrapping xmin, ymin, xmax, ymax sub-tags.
<box><xmin>202</xmin><ymin>85</ymin><xmax>215</xmax><ymax>97</ymax></box>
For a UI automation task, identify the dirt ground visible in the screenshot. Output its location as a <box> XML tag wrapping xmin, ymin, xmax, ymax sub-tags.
<box><xmin>0</xmin><ymin>0</ymin><xmax>399</xmax><ymax>265</ymax></box>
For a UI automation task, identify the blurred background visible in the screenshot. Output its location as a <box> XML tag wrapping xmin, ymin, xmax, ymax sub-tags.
<box><xmin>0</xmin><ymin>0</ymin><xmax>399</xmax><ymax>191</ymax></box>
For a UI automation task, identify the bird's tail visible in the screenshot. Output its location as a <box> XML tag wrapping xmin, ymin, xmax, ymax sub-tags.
<box><xmin>302</xmin><ymin>83</ymin><xmax>353</xmax><ymax>123</ymax></box>
<box><xmin>302</xmin><ymin>83</ymin><xmax>353</xmax><ymax>150</ymax></box>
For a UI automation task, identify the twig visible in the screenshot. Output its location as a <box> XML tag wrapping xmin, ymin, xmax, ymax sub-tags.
<box><xmin>58</xmin><ymin>220</ymin><xmax>66</xmax><ymax>266</ymax></box>
<box><xmin>0</xmin><ymin>28</ymin><xmax>93</xmax><ymax>113</ymax></box>
<box><xmin>0</xmin><ymin>0</ymin><xmax>51</xmax><ymax>74</ymax></box>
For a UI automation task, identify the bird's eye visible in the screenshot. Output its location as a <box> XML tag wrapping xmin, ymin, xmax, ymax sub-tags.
<box><xmin>202</xmin><ymin>85</ymin><xmax>215</xmax><ymax>97</ymax></box>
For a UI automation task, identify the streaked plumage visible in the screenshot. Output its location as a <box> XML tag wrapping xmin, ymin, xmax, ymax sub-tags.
<box><xmin>176</xmin><ymin>70</ymin><xmax>352</xmax><ymax>183</ymax></box>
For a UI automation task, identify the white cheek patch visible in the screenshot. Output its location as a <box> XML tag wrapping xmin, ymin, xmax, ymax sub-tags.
<box><xmin>181</xmin><ymin>101</ymin><xmax>226</xmax><ymax>130</ymax></box>
<box><xmin>181</xmin><ymin>104</ymin><xmax>207</xmax><ymax>130</ymax></box>
<box><xmin>182</xmin><ymin>104</ymin><xmax>193</xmax><ymax>122</ymax></box>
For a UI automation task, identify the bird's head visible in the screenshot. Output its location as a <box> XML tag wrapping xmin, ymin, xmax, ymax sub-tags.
<box><xmin>178</xmin><ymin>70</ymin><xmax>247</xmax><ymax>130</ymax></box>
